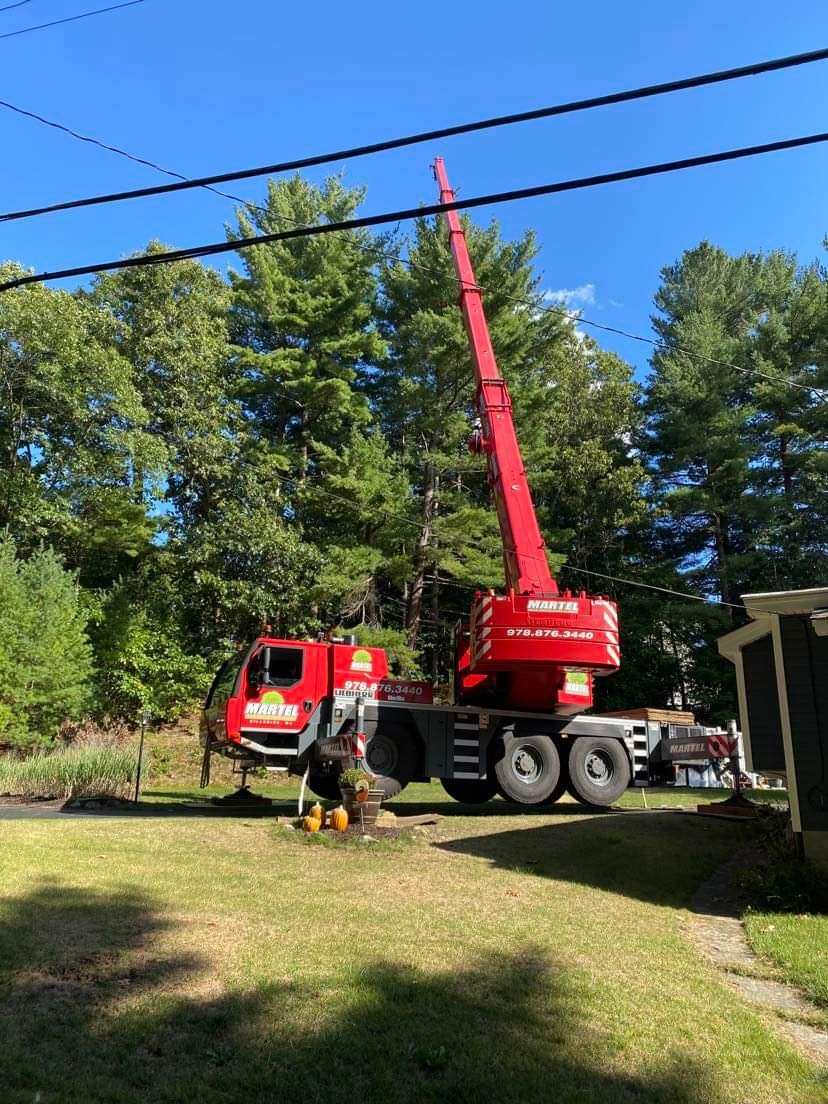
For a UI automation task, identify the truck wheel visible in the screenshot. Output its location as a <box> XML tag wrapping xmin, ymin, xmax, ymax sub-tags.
<box><xmin>542</xmin><ymin>772</ymin><xmax>569</xmax><ymax>806</ymax></box>
<box><xmin>493</xmin><ymin>732</ymin><xmax>561</xmax><ymax>805</ymax></box>
<box><xmin>440</xmin><ymin>777</ymin><xmax>498</xmax><ymax>804</ymax></box>
<box><xmin>365</xmin><ymin>728</ymin><xmax>417</xmax><ymax>799</ymax></box>
<box><xmin>567</xmin><ymin>736</ymin><xmax>630</xmax><ymax>807</ymax></box>
<box><xmin>308</xmin><ymin>769</ymin><xmax>342</xmax><ymax>801</ymax></box>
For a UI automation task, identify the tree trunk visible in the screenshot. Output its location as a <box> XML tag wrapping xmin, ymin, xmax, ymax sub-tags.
<box><xmin>779</xmin><ymin>433</ymin><xmax>793</xmax><ymax>498</ymax></box>
<box><xmin>298</xmin><ymin>409</ymin><xmax>309</xmax><ymax>482</ymax></box>
<box><xmin>712</xmin><ymin>511</ymin><xmax>736</xmax><ymax>612</ymax></box>
<box><xmin>406</xmin><ymin>461</ymin><xmax>436</xmax><ymax>647</ymax></box>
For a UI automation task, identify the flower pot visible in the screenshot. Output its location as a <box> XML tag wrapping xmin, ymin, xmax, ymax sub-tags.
<box><xmin>339</xmin><ymin>784</ymin><xmax>384</xmax><ymax>828</ymax></box>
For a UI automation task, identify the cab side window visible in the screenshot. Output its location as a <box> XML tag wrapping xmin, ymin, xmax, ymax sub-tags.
<box><xmin>264</xmin><ymin>647</ymin><xmax>303</xmax><ymax>688</ymax></box>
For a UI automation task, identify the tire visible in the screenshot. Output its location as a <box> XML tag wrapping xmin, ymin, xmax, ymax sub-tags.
<box><xmin>365</xmin><ymin>727</ymin><xmax>418</xmax><ymax>800</ymax></box>
<box><xmin>307</xmin><ymin>769</ymin><xmax>342</xmax><ymax>801</ymax></box>
<box><xmin>440</xmin><ymin>777</ymin><xmax>498</xmax><ymax>804</ymax></box>
<box><xmin>567</xmin><ymin>736</ymin><xmax>630</xmax><ymax>807</ymax></box>
<box><xmin>493</xmin><ymin>731</ymin><xmax>561</xmax><ymax>805</ymax></box>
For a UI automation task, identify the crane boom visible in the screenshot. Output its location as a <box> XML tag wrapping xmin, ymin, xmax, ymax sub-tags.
<box><xmin>433</xmin><ymin>157</ymin><xmax>557</xmax><ymax>598</ymax></box>
<box><xmin>434</xmin><ymin>157</ymin><xmax>620</xmax><ymax>714</ymax></box>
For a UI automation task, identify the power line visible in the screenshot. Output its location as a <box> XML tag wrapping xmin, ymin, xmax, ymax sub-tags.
<box><xmin>522</xmin><ymin>294</ymin><xmax>826</xmax><ymax>398</ymax></box>
<box><xmin>4</xmin><ymin>129</ymin><xmax>828</xmax><ymax>295</ymax></box>
<box><xmin>0</xmin><ymin>97</ymin><xmax>257</xmax><ymax>214</ymax></box>
<box><xmin>0</xmin><ymin>0</ymin><xmax>144</xmax><ymax>40</ymax></box>
<box><xmin>0</xmin><ymin>108</ymin><xmax>819</xmax><ymax>403</ymax></box>
<box><xmin>422</xmin><ymin>569</ymin><xmax>788</xmax><ymax>619</ymax></box>
<box><xmin>3</xmin><ymin>45</ymin><xmax>828</xmax><ymax>222</ymax></box>
<box><xmin>0</xmin><ymin>1</ymin><xmax>35</xmax><ymax>13</ymax></box>
<box><xmin>245</xmin><ymin>461</ymin><xmax>788</xmax><ymax>619</ymax></box>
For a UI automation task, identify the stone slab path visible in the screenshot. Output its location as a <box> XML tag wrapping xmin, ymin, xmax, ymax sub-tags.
<box><xmin>688</xmin><ymin>854</ymin><xmax>828</xmax><ymax>1065</ymax></box>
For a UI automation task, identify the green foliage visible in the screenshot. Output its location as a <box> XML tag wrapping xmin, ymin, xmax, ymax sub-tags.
<box><xmin>332</xmin><ymin>625</ymin><xmax>423</xmax><ymax>679</ymax></box>
<box><xmin>1</xmin><ymin>172</ymin><xmax>825</xmax><ymax>726</ymax></box>
<box><xmin>338</xmin><ymin>767</ymin><xmax>374</xmax><ymax>788</ymax></box>
<box><xmin>229</xmin><ymin>175</ymin><xmax>383</xmax><ymax>474</ymax></box>
<box><xmin>89</xmin><ymin>578</ymin><xmax>211</xmax><ymax>722</ymax></box>
<box><xmin>0</xmin><ymin>743</ymin><xmax>135</xmax><ymax>800</ymax></box>
<box><xmin>0</xmin><ymin>538</ymin><xmax>93</xmax><ymax>748</ymax></box>
<box><xmin>0</xmin><ymin>264</ymin><xmax>160</xmax><ymax>578</ymax></box>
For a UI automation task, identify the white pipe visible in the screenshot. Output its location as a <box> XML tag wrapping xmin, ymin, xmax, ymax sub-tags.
<box><xmin>297</xmin><ymin>763</ymin><xmax>310</xmax><ymax>818</ymax></box>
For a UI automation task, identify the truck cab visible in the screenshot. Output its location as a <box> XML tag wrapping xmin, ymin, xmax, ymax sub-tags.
<box><xmin>200</xmin><ymin>636</ymin><xmax>433</xmax><ymax>798</ymax></box>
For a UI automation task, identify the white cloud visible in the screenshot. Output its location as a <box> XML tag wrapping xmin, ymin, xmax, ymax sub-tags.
<box><xmin>543</xmin><ymin>283</ymin><xmax>596</xmax><ymax>307</ymax></box>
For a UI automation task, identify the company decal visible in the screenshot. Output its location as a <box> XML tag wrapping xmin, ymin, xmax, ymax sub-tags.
<box><xmin>527</xmin><ymin>600</ymin><xmax>580</xmax><ymax>613</ymax></box>
<box><xmin>563</xmin><ymin>672</ymin><xmax>590</xmax><ymax>697</ymax></box>
<box><xmin>350</xmin><ymin>648</ymin><xmax>373</xmax><ymax>673</ymax></box>
<box><xmin>334</xmin><ymin>679</ymin><xmax>430</xmax><ymax>704</ymax></box>
<box><xmin>244</xmin><ymin>689</ymin><xmax>299</xmax><ymax>723</ymax></box>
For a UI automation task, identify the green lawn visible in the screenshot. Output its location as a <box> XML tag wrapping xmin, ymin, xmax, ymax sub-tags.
<box><xmin>0</xmin><ymin>786</ymin><xmax>821</xmax><ymax>1103</ymax></box>
<box><xmin>745</xmin><ymin>911</ymin><xmax>828</xmax><ymax>1013</ymax></box>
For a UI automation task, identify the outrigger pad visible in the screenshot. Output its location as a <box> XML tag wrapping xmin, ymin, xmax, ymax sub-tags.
<box><xmin>210</xmin><ymin>786</ymin><xmax>273</xmax><ymax>807</ymax></box>
<box><xmin>697</xmin><ymin>793</ymin><xmax>762</xmax><ymax>819</ymax></box>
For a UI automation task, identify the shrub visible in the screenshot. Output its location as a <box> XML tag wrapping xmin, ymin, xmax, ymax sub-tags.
<box><xmin>0</xmin><ymin>744</ymin><xmax>136</xmax><ymax>801</ymax></box>
<box><xmin>339</xmin><ymin>767</ymin><xmax>374</xmax><ymax>788</ymax></box>
<box><xmin>0</xmin><ymin>538</ymin><xmax>93</xmax><ymax>749</ymax></box>
<box><xmin>741</xmin><ymin>808</ymin><xmax>828</xmax><ymax>913</ymax></box>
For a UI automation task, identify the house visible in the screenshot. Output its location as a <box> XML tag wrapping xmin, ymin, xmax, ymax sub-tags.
<box><xmin>718</xmin><ymin>587</ymin><xmax>828</xmax><ymax>869</ymax></box>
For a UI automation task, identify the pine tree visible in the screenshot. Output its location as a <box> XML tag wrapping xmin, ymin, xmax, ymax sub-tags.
<box><xmin>229</xmin><ymin>176</ymin><xmax>385</xmax><ymax>477</ymax></box>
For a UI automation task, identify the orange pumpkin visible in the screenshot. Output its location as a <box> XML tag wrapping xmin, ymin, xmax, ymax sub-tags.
<box><xmin>309</xmin><ymin>801</ymin><xmax>324</xmax><ymax>825</ymax></box>
<box><xmin>329</xmin><ymin>805</ymin><xmax>349</xmax><ymax>833</ymax></box>
<box><xmin>302</xmin><ymin>815</ymin><xmax>322</xmax><ymax>833</ymax></box>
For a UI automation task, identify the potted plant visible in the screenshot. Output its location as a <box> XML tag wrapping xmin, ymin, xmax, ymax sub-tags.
<box><xmin>338</xmin><ymin>767</ymin><xmax>384</xmax><ymax>828</ymax></box>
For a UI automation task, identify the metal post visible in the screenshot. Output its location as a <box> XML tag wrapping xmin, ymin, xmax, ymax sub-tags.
<box><xmin>728</xmin><ymin>718</ymin><xmax>742</xmax><ymax>797</ymax></box>
<box><xmin>134</xmin><ymin>709</ymin><xmax>148</xmax><ymax>804</ymax></box>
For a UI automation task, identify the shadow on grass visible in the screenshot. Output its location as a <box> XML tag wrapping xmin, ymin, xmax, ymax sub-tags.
<box><xmin>436</xmin><ymin>811</ymin><xmax>756</xmax><ymax>911</ymax></box>
<box><xmin>386</xmin><ymin>796</ymin><xmax>610</xmax><ymax>818</ymax></box>
<box><xmin>0</xmin><ymin>881</ymin><xmax>721</xmax><ymax>1104</ymax></box>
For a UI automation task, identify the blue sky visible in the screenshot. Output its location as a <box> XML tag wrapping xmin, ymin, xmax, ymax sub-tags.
<box><xmin>1</xmin><ymin>0</ymin><xmax>827</xmax><ymax>380</ymax></box>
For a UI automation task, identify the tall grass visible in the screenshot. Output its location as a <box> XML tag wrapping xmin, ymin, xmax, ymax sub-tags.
<box><xmin>0</xmin><ymin>744</ymin><xmax>137</xmax><ymax>801</ymax></box>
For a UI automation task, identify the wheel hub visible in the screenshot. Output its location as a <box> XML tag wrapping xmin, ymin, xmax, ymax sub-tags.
<box><xmin>585</xmin><ymin>749</ymin><xmax>613</xmax><ymax>786</ymax></box>
<box><xmin>512</xmin><ymin>744</ymin><xmax>543</xmax><ymax>785</ymax></box>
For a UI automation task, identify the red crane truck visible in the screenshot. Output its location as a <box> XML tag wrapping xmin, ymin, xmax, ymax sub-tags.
<box><xmin>200</xmin><ymin>159</ymin><xmax>633</xmax><ymax>809</ymax></box>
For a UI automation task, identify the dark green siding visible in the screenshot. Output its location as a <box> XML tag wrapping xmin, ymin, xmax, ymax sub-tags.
<box><xmin>742</xmin><ymin>634</ymin><xmax>785</xmax><ymax>773</ymax></box>
<box><xmin>780</xmin><ymin>617</ymin><xmax>828</xmax><ymax>834</ymax></box>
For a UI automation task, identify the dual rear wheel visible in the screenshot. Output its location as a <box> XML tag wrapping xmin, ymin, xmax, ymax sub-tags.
<box><xmin>492</xmin><ymin>731</ymin><xmax>630</xmax><ymax>808</ymax></box>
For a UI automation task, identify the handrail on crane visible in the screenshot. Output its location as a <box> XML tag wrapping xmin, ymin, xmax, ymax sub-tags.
<box><xmin>432</xmin><ymin>157</ymin><xmax>558</xmax><ymax>598</ymax></box>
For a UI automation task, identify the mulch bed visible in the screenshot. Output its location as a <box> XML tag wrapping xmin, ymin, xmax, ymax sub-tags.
<box><xmin>0</xmin><ymin>795</ymin><xmax>64</xmax><ymax>807</ymax></box>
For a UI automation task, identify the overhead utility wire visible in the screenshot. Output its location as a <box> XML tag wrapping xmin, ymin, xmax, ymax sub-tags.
<box><xmin>246</xmin><ymin>461</ymin><xmax>792</xmax><ymax>619</ymax></box>
<box><xmin>0</xmin><ymin>110</ymin><xmax>820</xmax><ymax>403</ymax></box>
<box><xmin>0</xmin><ymin>0</ymin><xmax>144</xmax><ymax>40</ymax></box>
<box><xmin>516</xmin><ymin>292</ymin><xmax>825</xmax><ymax>397</ymax></box>
<box><xmin>4</xmin><ymin>129</ymin><xmax>828</xmax><ymax>294</ymax></box>
<box><xmin>0</xmin><ymin>1</ymin><xmax>35</xmax><ymax>13</ymax></box>
<box><xmin>423</xmin><ymin>569</ymin><xmax>788</xmax><ymax>619</ymax></box>
<box><xmin>3</xmin><ymin>45</ymin><xmax>828</xmax><ymax>223</ymax></box>
<box><xmin>1</xmin><ymin>101</ymin><xmax>819</xmax><ymax>399</ymax></box>
<box><xmin>0</xmin><ymin>98</ymin><xmax>258</xmax><ymax>213</ymax></box>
